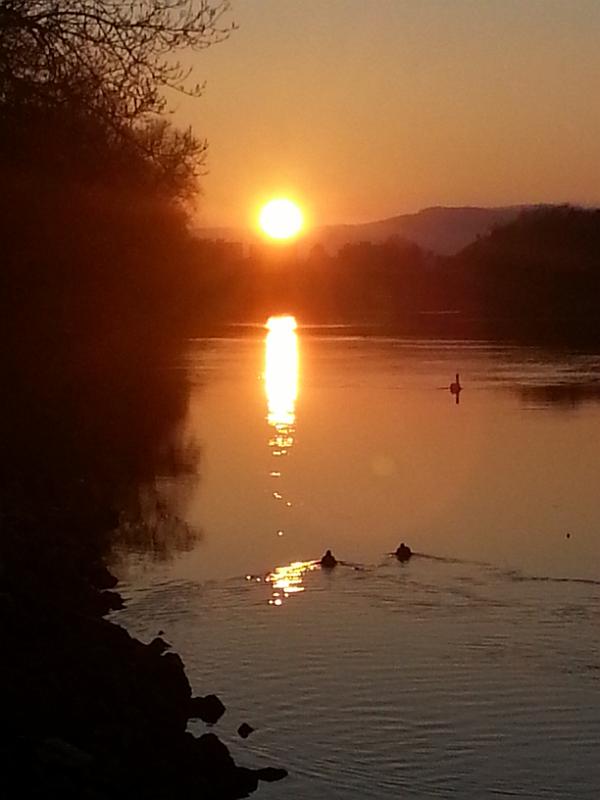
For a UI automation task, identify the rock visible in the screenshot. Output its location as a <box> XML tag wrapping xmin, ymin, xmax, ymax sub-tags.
<box><xmin>189</xmin><ymin>694</ymin><xmax>226</xmax><ymax>724</ymax></box>
<box><xmin>194</xmin><ymin>733</ymin><xmax>234</xmax><ymax>771</ymax></box>
<box><xmin>256</xmin><ymin>766</ymin><xmax>288</xmax><ymax>782</ymax></box>
<box><xmin>88</xmin><ymin>562</ymin><xmax>119</xmax><ymax>590</ymax></box>
<box><xmin>233</xmin><ymin>766</ymin><xmax>259</xmax><ymax>795</ymax></box>
<box><xmin>99</xmin><ymin>590</ymin><xmax>125</xmax><ymax>611</ymax></box>
<box><xmin>237</xmin><ymin>722</ymin><xmax>254</xmax><ymax>739</ymax></box>
<box><xmin>147</xmin><ymin>636</ymin><xmax>171</xmax><ymax>655</ymax></box>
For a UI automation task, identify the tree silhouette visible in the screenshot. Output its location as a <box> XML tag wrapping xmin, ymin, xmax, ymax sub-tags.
<box><xmin>0</xmin><ymin>1</ymin><xmax>233</xmax><ymax>117</ymax></box>
<box><xmin>0</xmin><ymin>1</ymin><xmax>234</xmax><ymax>196</ymax></box>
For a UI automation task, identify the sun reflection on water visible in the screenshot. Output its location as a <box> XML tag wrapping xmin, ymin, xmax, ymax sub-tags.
<box><xmin>264</xmin><ymin>315</ymin><xmax>299</xmax><ymax>526</ymax></box>
<box><xmin>265</xmin><ymin>560</ymin><xmax>319</xmax><ymax>606</ymax></box>
<box><xmin>264</xmin><ymin>315</ymin><xmax>298</xmax><ymax>442</ymax></box>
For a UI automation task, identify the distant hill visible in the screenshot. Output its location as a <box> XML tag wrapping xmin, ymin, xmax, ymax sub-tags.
<box><xmin>196</xmin><ymin>205</ymin><xmax>534</xmax><ymax>256</ymax></box>
<box><xmin>309</xmin><ymin>206</ymin><xmax>531</xmax><ymax>255</ymax></box>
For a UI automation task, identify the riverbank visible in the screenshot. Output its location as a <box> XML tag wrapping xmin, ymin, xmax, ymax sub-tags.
<box><xmin>0</xmin><ymin>348</ymin><xmax>287</xmax><ymax>799</ymax></box>
<box><xmin>1</xmin><ymin>532</ymin><xmax>286</xmax><ymax>799</ymax></box>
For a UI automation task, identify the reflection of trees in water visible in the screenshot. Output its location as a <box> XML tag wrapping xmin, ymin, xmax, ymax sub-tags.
<box><xmin>517</xmin><ymin>382</ymin><xmax>600</xmax><ymax>409</ymax></box>
<box><xmin>1</xmin><ymin>340</ymin><xmax>201</xmax><ymax>585</ymax></box>
<box><xmin>112</xmin><ymin>480</ymin><xmax>202</xmax><ymax>565</ymax></box>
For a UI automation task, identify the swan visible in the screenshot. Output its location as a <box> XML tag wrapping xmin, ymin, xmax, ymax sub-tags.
<box><xmin>450</xmin><ymin>373</ymin><xmax>462</xmax><ymax>394</ymax></box>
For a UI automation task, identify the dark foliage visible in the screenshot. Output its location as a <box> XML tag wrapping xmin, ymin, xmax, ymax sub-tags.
<box><xmin>451</xmin><ymin>206</ymin><xmax>600</xmax><ymax>342</ymax></box>
<box><xmin>0</xmin><ymin>3</ymin><xmax>288</xmax><ymax>797</ymax></box>
<box><xmin>214</xmin><ymin>206</ymin><xmax>600</xmax><ymax>344</ymax></box>
<box><xmin>0</xmin><ymin>1</ymin><xmax>233</xmax><ymax>360</ymax></box>
<box><xmin>0</xmin><ymin>1</ymin><xmax>233</xmax><ymax>120</ymax></box>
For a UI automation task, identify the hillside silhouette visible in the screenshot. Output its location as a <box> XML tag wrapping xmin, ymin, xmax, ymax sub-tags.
<box><xmin>306</xmin><ymin>205</ymin><xmax>529</xmax><ymax>255</ymax></box>
<box><xmin>208</xmin><ymin>206</ymin><xmax>600</xmax><ymax>344</ymax></box>
<box><xmin>197</xmin><ymin>205</ymin><xmax>528</xmax><ymax>256</ymax></box>
<box><xmin>451</xmin><ymin>206</ymin><xmax>600</xmax><ymax>341</ymax></box>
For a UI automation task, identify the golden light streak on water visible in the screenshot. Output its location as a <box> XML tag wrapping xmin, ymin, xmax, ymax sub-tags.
<box><xmin>265</xmin><ymin>560</ymin><xmax>319</xmax><ymax>606</ymax></box>
<box><xmin>264</xmin><ymin>315</ymin><xmax>300</xmax><ymax>536</ymax></box>
<box><xmin>264</xmin><ymin>315</ymin><xmax>298</xmax><ymax>435</ymax></box>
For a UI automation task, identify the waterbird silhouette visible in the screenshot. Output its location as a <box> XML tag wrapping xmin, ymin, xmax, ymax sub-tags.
<box><xmin>320</xmin><ymin>549</ymin><xmax>338</xmax><ymax>569</ymax></box>
<box><xmin>450</xmin><ymin>372</ymin><xmax>462</xmax><ymax>404</ymax></box>
<box><xmin>395</xmin><ymin>543</ymin><xmax>412</xmax><ymax>562</ymax></box>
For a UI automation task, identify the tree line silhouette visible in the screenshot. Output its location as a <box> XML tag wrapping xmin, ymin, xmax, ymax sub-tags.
<box><xmin>214</xmin><ymin>206</ymin><xmax>600</xmax><ymax>344</ymax></box>
<box><xmin>1</xmin><ymin>4</ymin><xmax>288</xmax><ymax>798</ymax></box>
<box><xmin>0</xmin><ymin>0</ymin><xmax>233</xmax><ymax>362</ymax></box>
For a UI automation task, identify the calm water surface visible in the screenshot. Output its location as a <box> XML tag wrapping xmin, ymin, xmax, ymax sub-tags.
<box><xmin>115</xmin><ymin>326</ymin><xmax>600</xmax><ymax>799</ymax></box>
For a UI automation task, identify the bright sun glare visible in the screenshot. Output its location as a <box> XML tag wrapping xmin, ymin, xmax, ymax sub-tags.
<box><xmin>259</xmin><ymin>198</ymin><xmax>303</xmax><ymax>240</ymax></box>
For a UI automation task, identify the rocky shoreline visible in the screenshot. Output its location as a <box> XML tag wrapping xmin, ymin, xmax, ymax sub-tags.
<box><xmin>0</xmin><ymin>337</ymin><xmax>288</xmax><ymax>798</ymax></box>
<box><xmin>1</xmin><ymin>514</ymin><xmax>286</xmax><ymax>799</ymax></box>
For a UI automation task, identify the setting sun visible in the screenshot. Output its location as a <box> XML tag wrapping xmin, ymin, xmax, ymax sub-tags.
<box><xmin>259</xmin><ymin>198</ymin><xmax>303</xmax><ymax>240</ymax></box>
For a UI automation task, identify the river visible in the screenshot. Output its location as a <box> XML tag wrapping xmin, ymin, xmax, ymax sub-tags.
<box><xmin>113</xmin><ymin>321</ymin><xmax>600</xmax><ymax>799</ymax></box>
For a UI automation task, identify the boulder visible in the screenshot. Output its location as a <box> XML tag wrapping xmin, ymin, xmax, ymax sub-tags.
<box><xmin>256</xmin><ymin>766</ymin><xmax>288</xmax><ymax>783</ymax></box>
<box><xmin>189</xmin><ymin>694</ymin><xmax>226</xmax><ymax>725</ymax></box>
<box><xmin>237</xmin><ymin>723</ymin><xmax>254</xmax><ymax>739</ymax></box>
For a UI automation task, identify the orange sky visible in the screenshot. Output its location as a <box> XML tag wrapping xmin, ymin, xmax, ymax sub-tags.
<box><xmin>172</xmin><ymin>0</ymin><xmax>600</xmax><ymax>229</ymax></box>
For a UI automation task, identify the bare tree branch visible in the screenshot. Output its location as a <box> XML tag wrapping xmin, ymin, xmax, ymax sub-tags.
<box><xmin>0</xmin><ymin>1</ymin><xmax>234</xmax><ymax>118</ymax></box>
<box><xmin>0</xmin><ymin>1</ymin><xmax>234</xmax><ymax>201</ymax></box>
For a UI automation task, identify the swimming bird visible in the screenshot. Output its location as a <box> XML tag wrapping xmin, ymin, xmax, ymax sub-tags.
<box><xmin>450</xmin><ymin>373</ymin><xmax>462</xmax><ymax>394</ymax></box>
<box><xmin>395</xmin><ymin>542</ymin><xmax>412</xmax><ymax>562</ymax></box>
<box><xmin>320</xmin><ymin>549</ymin><xmax>337</xmax><ymax>569</ymax></box>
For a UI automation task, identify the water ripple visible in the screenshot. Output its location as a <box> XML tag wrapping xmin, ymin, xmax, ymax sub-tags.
<box><xmin>114</xmin><ymin>555</ymin><xmax>600</xmax><ymax>799</ymax></box>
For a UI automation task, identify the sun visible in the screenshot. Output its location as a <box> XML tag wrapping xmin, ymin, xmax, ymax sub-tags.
<box><xmin>259</xmin><ymin>198</ymin><xmax>304</xmax><ymax>240</ymax></box>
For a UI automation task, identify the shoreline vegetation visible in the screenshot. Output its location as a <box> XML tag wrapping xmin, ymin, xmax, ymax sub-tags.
<box><xmin>199</xmin><ymin>205</ymin><xmax>600</xmax><ymax>347</ymax></box>
<box><xmin>0</xmin><ymin>2</ymin><xmax>286</xmax><ymax>797</ymax></box>
<box><xmin>1</xmin><ymin>349</ymin><xmax>287</xmax><ymax>799</ymax></box>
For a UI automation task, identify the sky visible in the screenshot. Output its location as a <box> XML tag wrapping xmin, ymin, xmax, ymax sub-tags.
<box><xmin>173</xmin><ymin>0</ymin><xmax>600</xmax><ymax>229</ymax></box>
